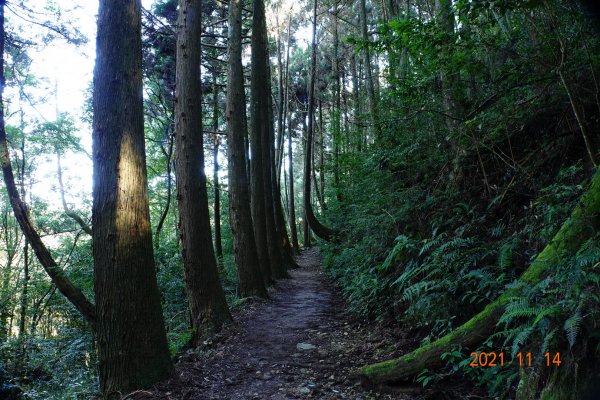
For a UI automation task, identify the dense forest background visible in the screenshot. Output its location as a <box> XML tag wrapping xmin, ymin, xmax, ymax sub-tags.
<box><xmin>0</xmin><ymin>0</ymin><xmax>599</xmax><ymax>399</ymax></box>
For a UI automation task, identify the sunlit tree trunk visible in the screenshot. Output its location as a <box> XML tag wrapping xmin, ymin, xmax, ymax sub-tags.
<box><xmin>226</xmin><ymin>0</ymin><xmax>268</xmax><ymax>298</ymax></box>
<box><xmin>174</xmin><ymin>0</ymin><xmax>231</xmax><ymax>338</ymax></box>
<box><xmin>92</xmin><ymin>0</ymin><xmax>173</xmax><ymax>393</ymax></box>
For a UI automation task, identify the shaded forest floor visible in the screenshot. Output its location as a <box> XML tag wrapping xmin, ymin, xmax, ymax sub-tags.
<box><xmin>146</xmin><ymin>248</ymin><xmax>475</xmax><ymax>400</ymax></box>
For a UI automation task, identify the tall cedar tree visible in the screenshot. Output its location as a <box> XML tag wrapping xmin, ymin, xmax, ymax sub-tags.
<box><xmin>174</xmin><ymin>0</ymin><xmax>231</xmax><ymax>339</ymax></box>
<box><xmin>92</xmin><ymin>0</ymin><xmax>173</xmax><ymax>393</ymax></box>
<box><xmin>249</xmin><ymin>0</ymin><xmax>273</xmax><ymax>283</ymax></box>
<box><xmin>226</xmin><ymin>0</ymin><xmax>268</xmax><ymax>298</ymax></box>
<box><xmin>251</xmin><ymin>0</ymin><xmax>290</xmax><ymax>278</ymax></box>
<box><xmin>304</xmin><ymin>0</ymin><xmax>337</xmax><ymax>241</ymax></box>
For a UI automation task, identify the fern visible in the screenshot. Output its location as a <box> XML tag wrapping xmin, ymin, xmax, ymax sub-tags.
<box><xmin>498</xmin><ymin>240</ymin><xmax>516</xmax><ymax>271</ymax></box>
<box><xmin>401</xmin><ymin>280</ymin><xmax>438</xmax><ymax>302</ymax></box>
<box><xmin>419</xmin><ymin>233</ymin><xmax>447</xmax><ymax>256</ymax></box>
<box><xmin>500</xmin><ymin>298</ymin><xmax>543</xmax><ymax>325</ymax></box>
<box><xmin>541</xmin><ymin>327</ymin><xmax>558</xmax><ymax>355</ymax></box>
<box><xmin>563</xmin><ymin>310</ymin><xmax>582</xmax><ymax>348</ymax></box>
<box><xmin>511</xmin><ymin>326</ymin><xmax>534</xmax><ymax>355</ymax></box>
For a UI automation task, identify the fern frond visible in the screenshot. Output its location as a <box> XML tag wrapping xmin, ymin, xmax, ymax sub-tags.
<box><xmin>511</xmin><ymin>326</ymin><xmax>534</xmax><ymax>355</ymax></box>
<box><xmin>564</xmin><ymin>310</ymin><xmax>582</xmax><ymax>348</ymax></box>
<box><xmin>401</xmin><ymin>280</ymin><xmax>438</xmax><ymax>302</ymax></box>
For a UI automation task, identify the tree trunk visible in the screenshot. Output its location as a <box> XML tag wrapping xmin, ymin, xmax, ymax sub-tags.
<box><xmin>0</xmin><ymin>0</ymin><xmax>96</xmax><ymax>329</ymax></box>
<box><xmin>269</xmin><ymin>70</ymin><xmax>296</xmax><ymax>270</ymax></box>
<box><xmin>212</xmin><ymin>73</ymin><xmax>224</xmax><ymax>261</ymax></box>
<box><xmin>226</xmin><ymin>0</ymin><xmax>268</xmax><ymax>298</ymax></box>
<box><xmin>304</xmin><ymin>0</ymin><xmax>338</xmax><ymax>241</ymax></box>
<box><xmin>284</xmin><ymin>19</ymin><xmax>300</xmax><ymax>253</ymax></box>
<box><xmin>92</xmin><ymin>0</ymin><xmax>173</xmax><ymax>393</ymax></box>
<box><xmin>318</xmin><ymin>100</ymin><xmax>326</xmax><ymax>210</ymax></box>
<box><xmin>275</xmin><ymin>15</ymin><xmax>286</xmax><ymax>182</ymax></box>
<box><xmin>154</xmin><ymin>126</ymin><xmax>174</xmax><ymax>248</ymax></box>
<box><xmin>350</xmin><ymin>51</ymin><xmax>363</xmax><ymax>152</ymax></box>
<box><xmin>359</xmin><ymin>0</ymin><xmax>382</xmax><ymax>141</ymax></box>
<box><xmin>251</xmin><ymin>0</ymin><xmax>288</xmax><ymax>279</ymax></box>
<box><xmin>57</xmin><ymin>154</ymin><xmax>92</xmax><ymax>235</ymax></box>
<box><xmin>174</xmin><ymin>0</ymin><xmax>231</xmax><ymax>340</ymax></box>
<box><xmin>359</xmin><ymin>169</ymin><xmax>600</xmax><ymax>384</ymax></box>
<box><xmin>18</xmin><ymin>241</ymin><xmax>28</xmax><ymax>338</ymax></box>
<box><xmin>435</xmin><ymin>0</ymin><xmax>464</xmax><ymax>186</ymax></box>
<box><xmin>18</xmin><ymin>135</ymin><xmax>28</xmax><ymax>339</ymax></box>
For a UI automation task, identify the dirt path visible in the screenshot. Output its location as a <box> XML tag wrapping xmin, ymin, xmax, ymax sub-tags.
<box><xmin>150</xmin><ymin>248</ymin><xmax>420</xmax><ymax>400</ymax></box>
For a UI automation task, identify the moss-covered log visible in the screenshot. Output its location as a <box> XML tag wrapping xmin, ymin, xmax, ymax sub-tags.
<box><xmin>359</xmin><ymin>168</ymin><xmax>600</xmax><ymax>385</ymax></box>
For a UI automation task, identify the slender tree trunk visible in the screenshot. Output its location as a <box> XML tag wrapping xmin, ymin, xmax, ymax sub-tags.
<box><xmin>212</xmin><ymin>74</ymin><xmax>224</xmax><ymax>260</ymax></box>
<box><xmin>57</xmin><ymin>154</ymin><xmax>92</xmax><ymax>235</ymax></box>
<box><xmin>304</xmin><ymin>0</ymin><xmax>337</xmax><ymax>241</ymax></box>
<box><xmin>18</xmin><ymin>242</ymin><xmax>28</xmax><ymax>338</ymax></box>
<box><xmin>275</xmin><ymin>15</ymin><xmax>286</xmax><ymax>182</ymax></box>
<box><xmin>332</xmin><ymin>6</ymin><xmax>341</xmax><ymax>201</ymax></box>
<box><xmin>359</xmin><ymin>0</ymin><xmax>382</xmax><ymax>140</ymax></box>
<box><xmin>318</xmin><ymin>100</ymin><xmax>326</xmax><ymax>209</ymax></box>
<box><xmin>0</xmin><ymin>214</ymin><xmax>15</xmax><ymax>339</ymax></box>
<box><xmin>283</xmin><ymin>17</ymin><xmax>299</xmax><ymax>253</ymax></box>
<box><xmin>174</xmin><ymin>0</ymin><xmax>231</xmax><ymax>340</ymax></box>
<box><xmin>559</xmin><ymin>71</ymin><xmax>598</xmax><ymax>167</ymax></box>
<box><xmin>350</xmin><ymin>52</ymin><xmax>363</xmax><ymax>152</ymax></box>
<box><xmin>92</xmin><ymin>0</ymin><xmax>173</xmax><ymax>393</ymax></box>
<box><xmin>302</xmin><ymin>110</ymin><xmax>311</xmax><ymax>248</ymax></box>
<box><xmin>226</xmin><ymin>0</ymin><xmax>268</xmax><ymax>298</ymax></box>
<box><xmin>399</xmin><ymin>0</ymin><xmax>410</xmax><ymax>80</ymax></box>
<box><xmin>18</xmin><ymin>132</ymin><xmax>28</xmax><ymax>339</ymax></box>
<box><xmin>435</xmin><ymin>0</ymin><xmax>464</xmax><ymax>186</ymax></box>
<box><xmin>154</xmin><ymin>126</ymin><xmax>174</xmax><ymax>248</ymax></box>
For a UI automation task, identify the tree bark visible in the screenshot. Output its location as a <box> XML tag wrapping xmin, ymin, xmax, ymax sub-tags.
<box><xmin>92</xmin><ymin>0</ymin><xmax>173</xmax><ymax>393</ymax></box>
<box><xmin>359</xmin><ymin>169</ymin><xmax>600</xmax><ymax>385</ymax></box>
<box><xmin>304</xmin><ymin>0</ymin><xmax>337</xmax><ymax>241</ymax></box>
<box><xmin>154</xmin><ymin>127</ymin><xmax>174</xmax><ymax>248</ymax></box>
<box><xmin>251</xmin><ymin>0</ymin><xmax>288</xmax><ymax>279</ymax></box>
<box><xmin>269</xmin><ymin>96</ymin><xmax>296</xmax><ymax>269</ymax></box>
<box><xmin>284</xmin><ymin>19</ymin><xmax>300</xmax><ymax>253</ymax></box>
<box><xmin>275</xmin><ymin>15</ymin><xmax>286</xmax><ymax>182</ymax></box>
<box><xmin>0</xmin><ymin>0</ymin><xmax>96</xmax><ymax>329</ymax></box>
<box><xmin>212</xmin><ymin>73</ymin><xmax>223</xmax><ymax>261</ymax></box>
<box><xmin>226</xmin><ymin>0</ymin><xmax>268</xmax><ymax>298</ymax></box>
<box><xmin>174</xmin><ymin>0</ymin><xmax>231</xmax><ymax>340</ymax></box>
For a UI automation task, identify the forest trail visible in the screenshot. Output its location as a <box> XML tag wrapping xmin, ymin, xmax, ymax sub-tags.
<box><xmin>151</xmin><ymin>248</ymin><xmax>417</xmax><ymax>400</ymax></box>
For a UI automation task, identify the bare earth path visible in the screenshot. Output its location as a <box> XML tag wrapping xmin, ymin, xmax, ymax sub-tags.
<box><xmin>150</xmin><ymin>248</ymin><xmax>420</xmax><ymax>400</ymax></box>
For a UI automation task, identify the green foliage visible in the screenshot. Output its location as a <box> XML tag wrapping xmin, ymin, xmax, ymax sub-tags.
<box><xmin>323</xmin><ymin>0</ymin><xmax>600</xmax><ymax>397</ymax></box>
